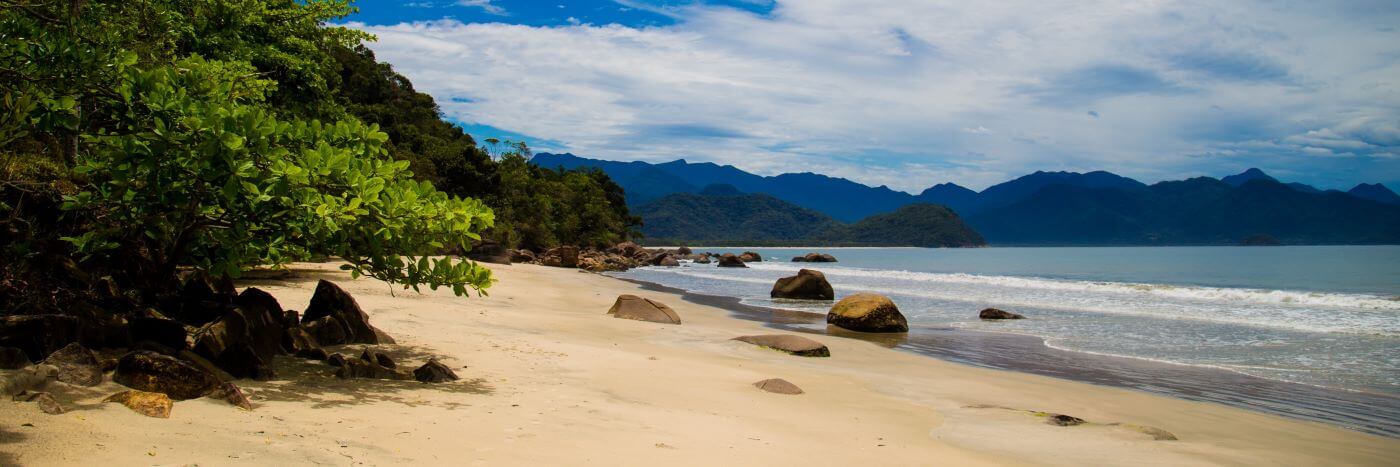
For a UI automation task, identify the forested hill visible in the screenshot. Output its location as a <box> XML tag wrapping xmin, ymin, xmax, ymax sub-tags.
<box><xmin>536</xmin><ymin>153</ymin><xmax>1400</xmax><ymax>245</ymax></box>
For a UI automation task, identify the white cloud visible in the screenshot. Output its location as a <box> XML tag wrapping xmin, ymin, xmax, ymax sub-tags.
<box><xmin>351</xmin><ymin>0</ymin><xmax>1400</xmax><ymax>191</ymax></box>
<box><xmin>455</xmin><ymin>0</ymin><xmax>505</xmax><ymax>16</ymax></box>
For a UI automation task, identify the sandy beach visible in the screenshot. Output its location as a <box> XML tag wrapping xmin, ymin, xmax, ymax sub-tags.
<box><xmin>3</xmin><ymin>262</ymin><xmax>1396</xmax><ymax>466</ymax></box>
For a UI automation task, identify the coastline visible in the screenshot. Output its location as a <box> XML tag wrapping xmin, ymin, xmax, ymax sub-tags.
<box><xmin>616</xmin><ymin>275</ymin><xmax>1400</xmax><ymax>437</ymax></box>
<box><xmin>4</xmin><ymin>262</ymin><xmax>1396</xmax><ymax>465</ymax></box>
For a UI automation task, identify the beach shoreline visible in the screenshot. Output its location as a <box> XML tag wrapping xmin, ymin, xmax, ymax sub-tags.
<box><xmin>3</xmin><ymin>262</ymin><xmax>1396</xmax><ymax>465</ymax></box>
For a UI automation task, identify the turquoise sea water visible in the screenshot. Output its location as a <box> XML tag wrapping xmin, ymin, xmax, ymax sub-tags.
<box><xmin>610</xmin><ymin>246</ymin><xmax>1400</xmax><ymax>433</ymax></box>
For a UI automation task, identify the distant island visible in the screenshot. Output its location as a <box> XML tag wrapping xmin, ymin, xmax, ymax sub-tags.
<box><xmin>534</xmin><ymin>153</ymin><xmax>1400</xmax><ymax>246</ymax></box>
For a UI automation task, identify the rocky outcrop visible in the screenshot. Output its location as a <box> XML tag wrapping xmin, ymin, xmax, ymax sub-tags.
<box><xmin>104</xmin><ymin>390</ymin><xmax>173</xmax><ymax>418</ymax></box>
<box><xmin>606</xmin><ymin>295</ymin><xmax>681</xmax><ymax>325</ymax></box>
<box><xmin>361</xmin><ymin>350</ymin><xmax>396</xmax><ymax>369</ymax></box>
<box><xmin>414</xmin><ymin>358</ymin><xmax>459</xmax><ymax>383</ymax></box>
<box><xmin>676</xmin><ymin>246</ymin><xmax>693</xmax><ymax>255</ymax></box>
<box><xmin>716</xmin><ymin>253</ymin><xmax>747</xmax><ymax>268</ymax></box>
<box><xmin>333</xmin><ymin>353</ymin><xmax>410</xmax><ymax>380</ymax></box>
<box><xmin>692</xmin><ymin>254</ymin><xmax>712</xmax><ymax>264</ymax></box>
<box><xmin>540</xmin><ymin>246</ymin><xmax>580</xmax><ymax>268</ymax></box>
<box><xmin>192</xmin><ymin>300</ymin><xmax>284</xmax><ymax>380</ymax></box>
<box><xmin>0</xmin><ymin>314</ymin><xmax>79</xmax><ymax>362</ymax></box>
<box><xmin>112</xmin><ymin>351</ymin><xmax>220</xmax><ymax>400</ymax></box>
<box><xmin>301</xmin><ymin>280</ymin><xmax>380</xmax><ymax>345</ymax></box>
<box><xmin>770</xmin><ymin>269</ymin><xmax>834</xmax><ymax>300</ymax></box>
<box><xmin>0</xmin><ymin>346</ymin><xmax>30</xmax><ymax>369</ymax></box>
<box><xmin>979</xmin><ymin>308</ymin><xmax>1025</xmax><ymax>320</ymax></box>
<box><xmin>648</xmin><ymin>252</ymin><xmax>680</xmax><ymax>267</ymax></box>
<box><xmin>43</xmin><ymin>343</ymin><xmax>102</xmax><ymax>387</ymax></box>
<box><xmin>753</xmin><ymin>378</ymin><xmax>803</xmax><ymax>395</ymax></box>
<box><xmin>733</xmin><ymin>335</ymin><xmax>830</xmax><ymax>357</ymax></box>
<box><xmin>791</xmin><ymin>252</ymin><xmax>837</xmax><ymax>263</ymax></box>
<box><xmin>466</xmin><ymin>240</ymin><xmax>512</xmax><ymax>265</ymax></box>
<box><xmin>510</xmin><ymin>249</ymin><xmax>537</xmax><ymax>263</ymax></box>
<box><xmin>826</xmin><ymin>293</ymin><xmax>908</xmax><ymax>333</ymax></box>
<box><xmin>739</xmin><ymin>251</ymin><xmax>763</xmax><ymax>262</ymax></box>
<box><xmin>127</xmin><ymin>316</ymin><xmax>189</xmax><ymax>350</ymax></box>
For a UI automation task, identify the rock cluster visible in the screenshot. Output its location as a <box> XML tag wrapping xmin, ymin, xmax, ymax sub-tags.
<box><xmin>502</xmin><ymin>241</ymin><xmax>716</xmax><ymax>272</ymax></box>
<box><xmin>791</xmin><ymin>252</ymin><xmax>837</xmax><ymax>263</ymax></box>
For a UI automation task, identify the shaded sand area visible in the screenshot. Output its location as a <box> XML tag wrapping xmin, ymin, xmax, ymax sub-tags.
<box><xmin>3</xmin><ymin>263</ymin><xmax>1397</xmax><ymax>465</ymax></box>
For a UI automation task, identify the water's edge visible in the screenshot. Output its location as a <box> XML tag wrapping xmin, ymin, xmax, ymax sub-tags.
<box><xmin>609</xmin><ymin>274</ymin><xmax>1400</xmax><ymax>438</ymax></box>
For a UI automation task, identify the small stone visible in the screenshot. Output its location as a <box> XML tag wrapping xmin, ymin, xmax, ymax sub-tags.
<box><xmin>1046</xmin><ymin>414</ymin><xmax>1085</xmax><ymax>426</ymax></box>
<box><xmin>413</xmin><ymin>358</ymin><xmax>459</xmax><ymax>383</ymax></box>
<box><xmin>104</xmin><ymin>390</ymin><xmax>174</xmax><ymax>418</ymax></box>
<box><xmin>36</xmin><ymin>393</ymin><xmax>64</xmax><ymax>415</ymax></box>
<box><xmin>753</xmin><ymin>378</ymin><xmax>803</xmax><ymax>395</ymax></box>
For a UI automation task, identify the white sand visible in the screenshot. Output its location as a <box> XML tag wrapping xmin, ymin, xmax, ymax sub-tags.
<box><xmin>3</xmin><ymin>262</ymin><xmax>1396</xmax><ymax>465</ymax></box>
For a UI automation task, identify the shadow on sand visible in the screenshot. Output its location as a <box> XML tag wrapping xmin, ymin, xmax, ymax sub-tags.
<box><xmin>245</xmin><ymin>343</ymin><xmax>494</xmax><ymax>411</ymax></box>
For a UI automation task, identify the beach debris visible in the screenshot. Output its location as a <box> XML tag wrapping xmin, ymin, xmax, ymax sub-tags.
<box><xmin>1045</xmin><ymin>414</ymin><xmax>1086</xmax><ymax>426</ymax></box>
<box><xmin>302</xmin><ymin>280</ymin><xmax>384</xmax><ymax>346</ymax></box>
<box><xmin>43</xmin><ymin>342</ymin><xmax>103</xmax><ymax>387</ymax></box>
<box><xmin>104</xmin><ymin>390</ymin><xmax>173</xmax><ymax>418</ymax></box>
<box><xmin>753</xmin><ymin>378</ymin><xmax>804</xmax><ymax>395</ymax></box>
<box><xmin>791</xmin><ymin>252</ymin><xmax>838</xmax><ymax>263</ymax></box>
<box><xmin>113</xmin><ymin>350</ymin><xmax>220</xmax><ymax>400</ymax></box>
<box><xmin>827</xmin><ymin>293</ymin><xmax>909</xmax><ymax>333</ymax></box>
<box><xmin>716</xmin><ymin>253</ymin><xmax>747</xmax><ymax>268</ymax></box>
<box><xmin>0</xmin><ymin>346</ymin><xmax>31</xmax><ymax>369</ymax></box>
<box><xmin>1</xmin><ymin>364</ymin><xmax>57</xmax><ymax>397</ymax></box>
<box><xmin>733</xmin><ymin>335</ymin><xmax>831</xmax><ymax>357</ymax></box>
<box><xmin>739</xmin><ymin>251</ymin><xmax>763</xmax><ymax>262</ymax></box>
<box><xmin>979</xmin><ymin>308</ymin><xmax>1026</xmax><ymax>320</ymax></box>
<box><xmin>0</xmin><ymin>314</ymin><xmax>80</xmax><ymax>363</ymax></box>
<box><xmin>414</xmin><ymin>358</ymin><xmax>460</xmax><ymax>383</ymax></box>
<box><xmin>770</xmin><ymin>269</ymin><xmax>835</xmax><ymax>300</ymax></box>
<box><xmin>127</xmin><ymin>316</ymin><xmax>190</xmax><ymax>351</ymax></box>
<box><xmin>607</xmin><ymin>295</ymin><xmax>682</xmax><ymax>325</ymax></box>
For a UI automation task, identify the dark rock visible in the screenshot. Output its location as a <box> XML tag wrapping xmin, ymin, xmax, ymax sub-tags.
<box><xmin>676</xmin><ymin>246</ymin><xmax>693</xmax><ymax>255</ymax></box>
<box><xmin>770</xmin><ymin>269</ymin><xmax>835</xmax><ymax>300</ymax></box>
<box><xmin>191</xmin><ymin>303</ymin><xmax>284</xmax><ymax>379</ymax></box>
<box><xmin>692</xmin><ymin>254</ymin><xmax>711</xmax><ymax>264</ymax></box>
<box><xmin>413</xmin><ymin>358</ymin><xmax>460</xmax><ymax>383</ymax></box>
<box><xmin>281</xmin><ymin>326</ymin><xmax>319</xmax><ymax>355</ymax></box>
<box><xmin>467</xmin><ymin>240</ymin><xmax>512</xmax><ymax>265</ymax></box>
<box><xmin>542</xmin><ymin>246</ymin><xmax>580</xmax><ymax>268</ymax></box>
<box><xmin>362</xmin><ymin>350</ymin><xmax>396</xmax><ymax>369</ymax></box>
<box><xmin>826</xmin><ymin>293</ymin><xmax>909</xmax><ymax>333</ymax></box>
<box><xmin>127</xmin><ymin>317</ymin><xmax>189</xmax><ymax>351</ymax></box>
<box><xmin>304</xmin><ymin>316</ymin><xmax>349</xmax><ymax>347</ymax></box>
<box><xmin>326</xmin><ymin>353</ymin><xmax>348</xmax><ymax>367</ymax></box>
<box><xmin>298</xmin><ymin>347</ymin><xmax>329</xmax><ymax>361</ymax></box>
<box><xmin>0</xmin><ymin>347</ymin><xmax>30</xmax><ymax>369</ymax></box>
<box><xmin>236</xmin><ymin>288</ymin><xmax>286</xmax><ymax>326</ymax></box>
<box><xmin>716</xmin><ymin>253</ymin><xmax>747</xmax><ymax>268</ymax></box>
<box><xmin>608</xmin><ymin>242</ymin><xmax>644</xmax><ymax>257</ymax></box>
<box><xmin>733</xmin><ymin>335</ymin><xmax>830</xmax><ymax>357</ymax></box>
<box><xmin>334</xmin><ymin>357</ymin><xmax>410</xmax><ymax>380</ymax></box>
<box><xmin>739</xmin><ymin>251</ymin><xmax>763</xmax><ymax>262</ymax></box>
<box><xmin>979</xmin><ymin>308</ymin><xmax>1025</xmax><ymax>320</ymax></box>
<box><xmin>607</xmin><ymin>295</ymin><xmax>682</xmax><ymax>325</ymax></box>
<box><xmin>112</xmin><ymin>351</ymin><xmax>220</xmax><ymax>400</ymax></box>
<box><xmin>648</xmin><ymin>252</ymin><xmax>680</xmax><ymax>267</ymax></box>
<box><xmin>0</xmin><ymin>314</ymin><xmax>79</xmax><ymax>362</ymax></box>
<box><xmin>1046</xmin><ymin>414</ymin><xmax>1086</xmax><ymax>426</ymax></box>
<box><xmin>176</xmin><ymin>272</ymin><xmax>237</xmax><ymax>326</ymax></box>
<box><xmin>208</xmin><ymin>381</ymin><xmax>253</xmax><ymax>411</ymax></box>
<box><xmin>509</xmin><ymin>249</ymin><xmax>537</xmax><ymax>263</ymax></box>
<box><xmin>43</xmin><ymin>343</ymin><xmax>102</xmax><ymax>387</ymax></box>
<box><xmin>753</xmin><ymin>378</ymin><xmax>803</xmax><ymax>395</ymax></box>
<box><xmin>791</xmin><ymin>252</ymin><xmax>838</xmax><ymax>263</ymax></box>
<box><xmin>302</xmin><ymin>280</ymin><xmax>379</xmax><ymax>345</ymax></box>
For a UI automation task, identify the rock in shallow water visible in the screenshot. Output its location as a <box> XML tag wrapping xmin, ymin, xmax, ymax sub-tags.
<box><xmin>979</xmin><ymin>308</ymin><xmax>1025</xmax><ymax>320</ymax></box>
<box><xmin>716</xmin><ymin>253</ymin><xmax>747</xmax><ymax>268</ymax></box>
<box><xmin>770</xmin><ymin>269</ymin><xmax>835</xmax><ymax>300</ymax></box>
<box><xmin>826</xmin><ymin>293</ymin><xmax>908</xmax><ymax>333</ymax></box>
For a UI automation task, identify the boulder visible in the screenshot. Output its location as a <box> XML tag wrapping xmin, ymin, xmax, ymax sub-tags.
<box><xmin>466</xmin><ymin>240</ymin><xmax>512</xmax><ymax>265</ymax></box>
<box><xmin>192</xmin><ymin>303</ymin><xmax>284</xmax><ymax>379</ymax></box>
<box><xmin>770</xmin><ymin>269</ymin><xmax>835</xmax><ymax>300</ymax></box>
<box><xmin>333</xmin><ymin>356</ymin><xmax>410</xmax><ymax>380</ymax></box>
<box><xmin>826</xmin><ymin>293</ymin><xmax>908</xmax><ymax>333</ymax></box>
<box><xmin>304</xmin><ymin>315</ymin><xmax>350</xmax><ymax>346</ymax></box>
<box><xmin>127</xmin><ymin>317</ymin><xmax>189</xmax><ymax>350</ymax></box>
<box><xmin>112</xmin><ymin>351</ymin><xmax>220</xmax><ymax>400</ymax></box>
<box><xmin>414</xmin><ymin>358</ymin><xmax>459</xmax><ymax>383</ymax></box>
<box><xmin>753</xmin><ymin>378</ymin><xmax>803</xmax><ymax>395</ymax></box>
<box><xmin>739</xmin><ymin>251</ymin><xmax>763</xmax><ymax>262</ymax></box>
<box><xmin>301</xmin><ymin>280</ymin><xmax>379</xmax><ymax>345</ymax></box>
<box><xmin>362</xmin><ymin>350</ymin><xmax>396</xmax><ymax>369</ymax></box>
<box><xmin>281</xmin><ymin>326</ymin><xmax>319</xmax><ymax>355</ymax></box>
<box><xmin>0</xmin><ymin>346</ymin><xmax>30</xmax><ymax>369</ymax></box>
<box><xmin>979</xmin><ymin>308</ymin><xmax>1025</xmax><ymax>320</ymax></box>
<box><xmin>43</xmin><ymin>343</ymin><xmax>102</xmax><ymax>387</ymax></box>
<box><xmin>235</xmin><ymin>287</ymin><xmax>286</xmax><ymax>326</ymax></box>
<box><xmin>0</xmin><ymin>314</ymin><xmax>79</xmax><ymax>362</ymax></box>
<box><xmin>176</xmin><ymin>272</ymin><xmax>237</xmax><ymax>326</ymax></box>
<box><xmin>716</xmin><ymin>253</ymin><xmax>747</xmax><ymax>268</ymax></box>
<box><xmin>648</xmin><ymin>252</ymin><xmax>680</xmax><ymax>267</ymax></box>
<box><xmin>791</xmin><ymin>252</ymin><xmax>838</xmax><ymax>263</ymax></box>
<box><xmin>35</xmin><ymin>392</ymin><xmax>65</xmax><ymax>414</ymax></box>
<box><xmin>733</xmin><ymin>335</ymin><xmax>831</xmax><ymax>357</ymax></box>
<box><xmin>608</xmin><ymin>242</ymin><xmax>644</xmax><ymax>257</ymax></box>
<box><xmin>208</xmin><ymin>381</ymin><xmax>253</xmax><ymax>411</ymax></box>
<box><xmin>693</xmin><ymin>254</ymin><xmax>711</xmax><ymax>264</ymax></box>
<box><xmin>676</xmin><ymin>246</ymin><xmax>693</xmax><ymax>255</ymax></box>
<box><xmin>326</xmin><ymin>353</ymin><xmax>347</xmax><ymax>368</ymax></box>
<box><xmin>510</xmin><ymin>249</ymin><xmax>537</xmax><ymax>263</ymax></box>
<box><xmin>103</xmin><ymin>390</ymin><xmax>173</xmax><ymax>418</ymax></box>
<box><xmin>606</xmin><ymin>295</ymin><xmax>682</xmax><ymax>325</ymax></box>
<box><xmin>542</xmin><ymin>246</ymin><xmax>580</xmax><ymax>268</ymax></box>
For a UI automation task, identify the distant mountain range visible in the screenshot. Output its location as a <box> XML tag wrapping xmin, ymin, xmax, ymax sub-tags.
<box><xmin>532</xmin><ymin>153</ymin><xmax>1400</xmax><ymax>245</ymax></box>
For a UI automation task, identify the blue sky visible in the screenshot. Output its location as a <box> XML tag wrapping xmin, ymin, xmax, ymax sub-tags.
<box><xmin>345</xmin><ymin>1</ymin><xmax>1400</xmax><ymax>191</ymax></box>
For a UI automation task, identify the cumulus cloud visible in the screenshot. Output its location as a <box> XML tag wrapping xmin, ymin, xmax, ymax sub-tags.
<box><xmin>455</xmin><ymin>0</ymin><xmax>505</xmax><ymax>16</ymax></box>
<box><xmin>351</xmin><ymin>0</ymin><xmax>1400</xmax><ymax>191</ymax></box>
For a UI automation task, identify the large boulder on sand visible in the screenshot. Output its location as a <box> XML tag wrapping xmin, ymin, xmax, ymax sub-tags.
<box><xmin>113</xmin><ymin>351</ymin><xmax>220</xmax><ymax>400</ymax></box>
<box><xmin>716</xmin><ymin>253</ymin><xmax>747</xmax><ymax>268</ymax></box>
<box><xmin>791</xmin><ymin>252</ymin><xmax>837</xmax><ymax>263</ymax></box>
<box><xmin>753</xmin><ymin>378</ymin><xmax>803</xmax><ymax>395</ymax></box>
<box><xmin>826</xmin><ymin>293</ymin><xmax>908</xmax><ymax>333</ymax></box>
<box><xmin>192</xmin><ymin>296</ymin><xmax>285</xmax><ymax>379</ymax></box>
<box><xmin>607</xmin><ymin>295</ymin><xmax>681</xmax><ymax>325</ymax></box>
<box><xmin>301</xmin><ymin>280</ymin><xmax>381</xmax><ymax>345</ymax></box>
<box><xmin>733</xmin><ymin>335</ymin><xmax>830</xmax><ymax>357</ymax></box>
<box><xmin>739</xmin><ymin>251</ymin><xmax>763</xmax><ymax>262</ymax></box>
<box><xmin>770</xmin><ymin>269</ymin><xmax>834</xmax><ymax>300</ymax></box>
<box><xmin>414</xmin><ymin>358</ymin><xmax>459</xmax><ymax>383</ymax></box>
<box><xmin>43</xmin><ymin>342</ymin><xmax>102</xmax><ymax>386</ymax></box>
<box><xmin>979</xmin><ymin>308</ymin><xmax>1025</xmax><ymax>320</ymax></box>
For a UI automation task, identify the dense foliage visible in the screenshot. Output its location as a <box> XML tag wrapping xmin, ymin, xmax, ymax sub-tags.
<box><xmin>0</xmin><ymin>0</ymin><xmax>629</xmax><ymax>311</ymax></box>
<box><xmin>635</xmin><ymin>191</ymin><xmax>984</xmax><ymax>247</ymax></box>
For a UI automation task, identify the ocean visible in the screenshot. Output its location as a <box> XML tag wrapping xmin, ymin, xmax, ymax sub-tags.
<box><xmin>607</xmin><ymin>246</ymin><xmax>1400</xmax><ymax>436</ymax></box>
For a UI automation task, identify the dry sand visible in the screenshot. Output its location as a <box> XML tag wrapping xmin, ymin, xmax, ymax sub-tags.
<box><xmin>3</xmin><ymin>262</ymin><xmax>1397</xmax><ymax>466</ymax></box>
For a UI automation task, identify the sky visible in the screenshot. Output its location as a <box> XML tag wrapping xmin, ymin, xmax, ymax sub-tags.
<box><xmin>344</xmin><ymin>0</ymin><xmax>1400</xmax><ymax>192</ymax></box>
